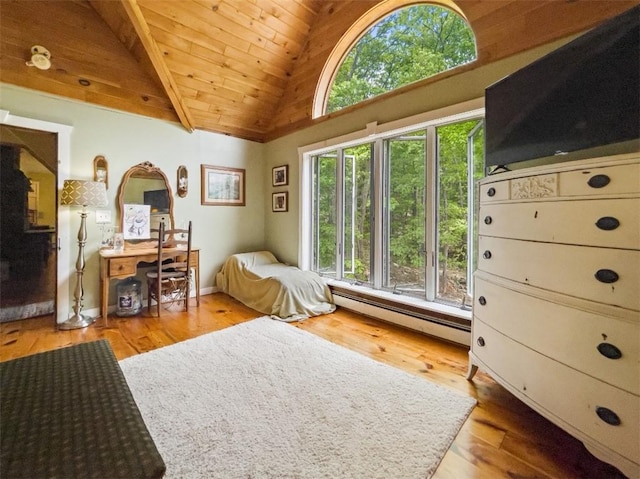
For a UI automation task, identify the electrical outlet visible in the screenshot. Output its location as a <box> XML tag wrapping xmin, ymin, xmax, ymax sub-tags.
<box><xmin>95</xmin><ymin>210</ymin><xmax>111</xmax><ymax>224</ymax></box>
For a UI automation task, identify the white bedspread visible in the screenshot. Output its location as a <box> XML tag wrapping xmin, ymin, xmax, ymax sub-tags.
<box><xmin>215</xmin><ymin>251</ymin><xmax>335</xmax><ymax>321</ymax></box>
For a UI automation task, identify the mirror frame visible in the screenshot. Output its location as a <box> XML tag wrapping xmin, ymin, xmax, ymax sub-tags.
<box><xmin>117</xmin><ymin>161</ymin><xmax>174</xmax><ymax>241</ymax></box>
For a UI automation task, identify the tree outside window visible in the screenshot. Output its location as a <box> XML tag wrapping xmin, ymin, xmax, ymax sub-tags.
<box><xmin>326</xmin><ymin>4</ymin><xmax>476</xmax><ymax>114</ymax></box>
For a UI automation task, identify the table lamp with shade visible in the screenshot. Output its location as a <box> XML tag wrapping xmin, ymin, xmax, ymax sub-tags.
<box><xmin>59</xmin><ymin>179</ymin><xmax>108</xmax><ymax>330</ymax></box>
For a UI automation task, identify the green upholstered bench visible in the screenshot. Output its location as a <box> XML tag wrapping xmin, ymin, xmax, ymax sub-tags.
<box><xmin>1</xmin><ymin>340</ymin><xmax>165</xmax><ymax>479</ymax></box>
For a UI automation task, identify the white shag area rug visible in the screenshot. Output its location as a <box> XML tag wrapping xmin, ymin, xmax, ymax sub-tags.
<box><xmin>119</xmin><ymin>317</ymin><xmax>476</xmax><ymax>479</ymax></box>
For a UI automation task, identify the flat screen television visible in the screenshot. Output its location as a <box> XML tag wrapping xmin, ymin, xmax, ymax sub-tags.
<box><xmin>143</xmin><ymin>189</ymin><xmax>170</xmax><ymax>213</ymax></box>
<box><xmin>484</xmin><ymin>5</ymin><xmax>640</xmax><ymax>170</ymax></box>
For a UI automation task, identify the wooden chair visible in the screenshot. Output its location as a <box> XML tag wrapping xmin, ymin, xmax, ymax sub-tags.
<box><xmin>146</xmin><ymin>221</ymin><xmax>192</xmax><ymax>317</ymax></box>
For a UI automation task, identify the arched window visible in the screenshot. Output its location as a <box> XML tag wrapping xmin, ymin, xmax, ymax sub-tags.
<box><xmin>316</xmin><ymin>3</ymin><xmax>476</xmax><ymax>116</ymax></box>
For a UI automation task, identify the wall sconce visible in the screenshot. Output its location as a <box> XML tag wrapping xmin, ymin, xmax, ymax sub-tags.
<box><xmin>93</xmin><ymin>155</ymin><xmax>108</xmax><ymax>189</ymax></box>
<box><xmin>177</xmin><ymin>165</ymin><xmax>188</xmax><ymax>198</ymax></box>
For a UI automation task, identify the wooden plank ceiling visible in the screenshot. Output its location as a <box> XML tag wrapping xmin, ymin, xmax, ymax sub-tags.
<box><xmin>0</xmin><ymin>0</ymin><xmax>637</xmax><ymax>142</ymax></box>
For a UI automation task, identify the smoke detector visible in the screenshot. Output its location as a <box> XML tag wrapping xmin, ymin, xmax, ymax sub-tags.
<box><xmin>26</xmin><ymin>45</ymin><xmax>51</xmax><ymax>70</ymax></box>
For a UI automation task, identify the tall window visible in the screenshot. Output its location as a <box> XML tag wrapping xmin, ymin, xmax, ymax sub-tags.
<box><xmin>312</xmin><ymin>145</ymin><xmax>374</xmax><ymax>284</ymax></box>
<box><xmin>324</xmin><ymin>4</ymin><xmax>476</xmax><ymax>114</ymax></box>
<box><xmin>308</xmin><ymin>113</ymin><xmax>483</xmax><ymax>310</ymax></box>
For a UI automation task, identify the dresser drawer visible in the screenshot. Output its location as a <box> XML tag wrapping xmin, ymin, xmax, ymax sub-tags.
<box><xmin>479</xmin><ymin>199</ymin><xmax>640</xmax><ymax>249</ymax></box>
<box><xmin>478</xmin><ymin>160</ymin><xmax>640</xmax><ymax>204</ymax></box>
<box><xmin>559</xmin><ymin>163</ymin><xmax>640</xmax><ymax>197</ymax></box>
<box><xmin>479</xmin><ymin>180</ymin><xmax>510</xmax><ymax>202</ymax></box>
<box><xmin>108</xmin><ymin>257</ymin><xmax>137</xmax><ymax>276</ymax></box>
<box><xmin>477</xmin><ymin>236</ymin><xmax>640</xmax><ymax>310</ymax></box>
<box><xmin>474</xmin><ymin>276</ymin><xmax>639</xmax><ymax>394</ymax></box>
<box><xmin>472</xmin><ymin>319</ymin><xmax>640</xmax><ymax>461</ymax></box>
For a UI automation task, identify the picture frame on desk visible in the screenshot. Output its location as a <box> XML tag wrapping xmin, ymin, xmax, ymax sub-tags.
<box><xmin>123</xmin><ymin>204</ymin><xmax>151</xmax><ymax>240</ymax></box>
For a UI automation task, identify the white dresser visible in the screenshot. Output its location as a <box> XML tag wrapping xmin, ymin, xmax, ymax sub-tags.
<box><xmin>466</xmin><ymin>153</ymin><xmax>640</xmax><ymax>479</ymax></box>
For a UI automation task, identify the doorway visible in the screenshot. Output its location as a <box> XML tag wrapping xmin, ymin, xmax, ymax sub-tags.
<box><xmin>0</xmin><ymin>125</ymin><xmax>58</xmax><ymax>322</ymax></box>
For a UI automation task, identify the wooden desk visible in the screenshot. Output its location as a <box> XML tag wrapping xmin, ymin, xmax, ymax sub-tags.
<box><xmin>99</xmin><ymin>247</ymin><xmax>200</xmax><ymax>319</ymax></box>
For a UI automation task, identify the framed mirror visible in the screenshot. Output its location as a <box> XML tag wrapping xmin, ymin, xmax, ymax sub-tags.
<box><xmin>117</xmin><ymin>162</ymin><xmax>174</xmax><ymax>245</ymax></box>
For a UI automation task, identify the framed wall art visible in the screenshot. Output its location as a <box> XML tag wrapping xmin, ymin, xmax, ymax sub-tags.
<box><xmin>272</xmin><ymin>191</ymin><xmax>288</xmax><ymax>212</ymax></box>
<box><xmin>201</xmin><ymin>164</ymin><xmax>245</xmax><ymax>206</ymax></box>
<box><xmin>272</xmin><ymin>165</ymin><xmax>288</xmax><ymax>187</ymax></box>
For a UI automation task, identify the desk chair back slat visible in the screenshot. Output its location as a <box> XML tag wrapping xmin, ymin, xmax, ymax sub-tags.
<box><xmin>145</xmin><ymin>221</ymin><xmax>192</xmax><ymax>317</ymax></box>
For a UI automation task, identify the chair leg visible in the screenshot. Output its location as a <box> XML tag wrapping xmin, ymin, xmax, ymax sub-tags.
<box><xmin>156</xmin><ymin>280</ymin><xmax>161</xmax><ymax>317</ymax></box>
<box><xmin>185</xmin><ymin>279</ymin><xmax>190</xmax><ymax>312</ymax></box>
<box><xmin>148</xmin><ymin>287</ymin><xmax>151</xmax><ymax>316</ymax></box>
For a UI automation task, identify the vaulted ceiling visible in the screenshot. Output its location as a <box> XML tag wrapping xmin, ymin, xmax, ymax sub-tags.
<box><xmin>0</xmin><ymin>0</ymin><xmax>636</xmax><ymax>142</ymax></box>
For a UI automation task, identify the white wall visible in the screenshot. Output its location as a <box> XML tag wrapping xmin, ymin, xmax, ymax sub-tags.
<box><xmin>0</xmin><ymin>85</ymin><xmax>266</xmax><ymax>314</ymax></box>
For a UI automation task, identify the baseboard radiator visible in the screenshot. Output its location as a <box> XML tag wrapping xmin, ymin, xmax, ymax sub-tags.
<box><xmin>330</xmin><ymin>286</ymin><xmax>471</xmax><ymax>346</ymax></box>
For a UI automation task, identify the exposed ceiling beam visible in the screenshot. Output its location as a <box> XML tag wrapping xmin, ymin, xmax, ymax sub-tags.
<box><xmin>120</xmin><ymin>0</ymin><xmax>195</xmax><ymax>133</ymax></box>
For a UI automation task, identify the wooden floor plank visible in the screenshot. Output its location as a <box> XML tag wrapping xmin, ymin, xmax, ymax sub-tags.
<box><xmin>0</xmin><ymin>293</ymin><xmax>627</xmax><ymax>478</ymax></box>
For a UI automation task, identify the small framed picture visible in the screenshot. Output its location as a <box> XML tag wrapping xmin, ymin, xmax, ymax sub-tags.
<box><xmin>201</xmin><ymin>164</ymin><xmax>245</xmax><ymax>206</ymax></box>
<box><xmin>272</xmin><ymin>165</ymin><xmax>288</xmax><ymax>187</ymax></box>
<box><xmin>272</xmin><ymin>192</ymin><xmax>288</xmax><ymax>212</ymax></box>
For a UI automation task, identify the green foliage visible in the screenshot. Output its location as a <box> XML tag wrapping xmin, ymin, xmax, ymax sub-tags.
<box><xmin>327</xmin><ymin>5</ymin><xmax>476</xmax><ymax>113</ymax></box>
<box><xmin>314</xmin><ymin>5</ymin><xmax>483</xmax><ymax>300</ymax></box>
<box><xmin>437</xmin><ymin>121</ymin><xmax>482</xmax><ymax>283</ymax></box>
<box><xmin>387</xmin><ymin>135</ymin><xmax>426</xmax><ymax>269</ymax></box>
<box><xmin>314</xmin><ymin>155</ymin><xmax>338</xmax><ymax>273</ymax></box>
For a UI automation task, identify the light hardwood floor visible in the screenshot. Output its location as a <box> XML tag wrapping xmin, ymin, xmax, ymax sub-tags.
<box><xmin>0</xmin><ymin>293</ymin><xmax>626</xmax><ymax>479</ymax></box>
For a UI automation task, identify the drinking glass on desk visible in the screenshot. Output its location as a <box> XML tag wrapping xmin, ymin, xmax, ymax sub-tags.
<box><xmin>113</xmin><ymin>232</ymin><xmax>124</xmax><ymax>253</ymax></box>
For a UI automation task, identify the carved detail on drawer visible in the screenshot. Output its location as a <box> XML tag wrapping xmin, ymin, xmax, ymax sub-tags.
<box><xmin>510</xmin><ymin>174</ymin><xmax>557</xmax><ymax>199</ymax></box>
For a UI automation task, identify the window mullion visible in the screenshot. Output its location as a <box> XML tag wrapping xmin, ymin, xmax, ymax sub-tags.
<box><xmin>466</xmin><ymin>120</ymin><xmax>484</xmax><ymax>296</ymax></box>
<box><xmin>425</xmin><ymin>127</ymin><xmax>437</xmax><ymax>302</ymax></box>
<box><xmin>372</xmin><ymin>138</ymin><xmax>384</xmax><ymax>290</ymax></box>
<box><xmin>335</xmin><ymin>148</ymin><xmax>345</xmax><ymax>279</ymax></box>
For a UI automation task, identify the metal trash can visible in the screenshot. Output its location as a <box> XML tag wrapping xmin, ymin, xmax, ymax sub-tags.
<box><xmin>116</xmin><ymin>277</ymin><xmax>142</xmax><ymax>317</ymax></box>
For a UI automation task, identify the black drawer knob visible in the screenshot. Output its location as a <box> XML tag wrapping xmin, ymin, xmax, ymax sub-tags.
<box><xmin>597</xmin><ymin>342</ymin><xmax>622</xmax><ymax>360</ymax></box>
<box><xmin>476</xmin><ymin>336</ymin><xmax>485</xmax><ymax>347</ymax></box>
<box><xmin>478</xmin><ymin>296</ymin><xmax>487</xmax><ymax>306</ymax></box>
<box><xmin>484</xmin><ymin>216</ymin><xmax>492</xmax><ymax>225</ymax></box>
<box><xmin>487</xmin><ymin>187</ymin><xmax>496</xmax><ymax>197</ymax></box>
<box><xmin>595</xmin><ymin>217</ymin><xmax>620</xmax><ymax>231</ymax></box>
<box><xmin>595</xmin><ymin>269</ymin><xmax>619</xmax><ymax>283</ymax></box>
<box><xmin>596</xmin><ymin>407</ymin><xmax>621</xmax><ymax>426</ymax></box>
<box><xmin>483</xmin><ymin>250</ymin><xmax>492</xmax><ymax>259</ymax></box>
<box><xmin>587</xmin><ymin>174</ymin><xmax>610</xmax><ymax>188</ymax></box>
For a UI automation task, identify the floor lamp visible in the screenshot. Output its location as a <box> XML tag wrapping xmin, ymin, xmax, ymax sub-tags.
<box><xmin>59</xmin><ymin>179</ymin><xmax>108</xmax><ymax>330</ymax></box>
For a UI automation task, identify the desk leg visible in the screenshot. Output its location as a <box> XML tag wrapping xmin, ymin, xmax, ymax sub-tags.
<box><xmin>100</xmin><ymin>257</ymin><xmax>108</xmax><ymax>321</ymax></box>
<box><xmin>195</xmin><ymin>264</ymin><xmax>200</xmax><ymax>306</ymax></box>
